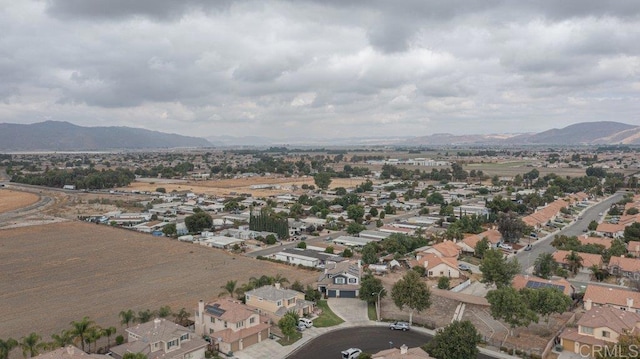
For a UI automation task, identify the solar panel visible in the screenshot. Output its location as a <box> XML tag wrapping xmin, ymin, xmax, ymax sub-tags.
<box><xmin>205</xmin><ymin>304</ymin><xmax>226</xmax><ymax>317</ymax></box>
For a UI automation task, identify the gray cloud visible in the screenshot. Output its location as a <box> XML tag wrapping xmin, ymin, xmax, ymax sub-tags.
<box><xmin>0</xmin><ymin>0</ymin><xmax>639</xmax><ymax>139</ymax></box>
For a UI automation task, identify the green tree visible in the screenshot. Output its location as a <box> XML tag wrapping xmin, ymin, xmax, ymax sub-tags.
<box><xmin>278</xmin><ymin>311</ymin><xmax>299</xmax><ymax>341</ymax></box>
<box><xmin>324</xmin><ymin>245</ymin><xmax>334</xmax><ymax>254</ymax></box>
<box><xmin>534</xmin><ymin>253</ymin><xmax>558</xmax><ymax>279</ymax></box>
<box><xmin>588</xmin><ymin>220</ymin><xmax>598</xmax><ymax>231</ymax></box>
<box><xmin>497</xmin><ymin>212</ymin><xmax>529</xmax><ymax>243</ymax></box>
<box><xmin>136</xmin><ymin>310</ymin><xmax>153</xmax><ymax>324</ymax></box>
<box><xmin>162</xmin><ymin>223</ymin><xmax>177</xmax><ymax>237</ymax></box>
<box><xmin>49</xmin><ymin>331</ymin><xmax>73</xmax><ymax>349</ymax></box>
<box><xmin>486</xmin><ymin>287</ymin><xmax>538</xmax><ymax>333</ymax></box>
<box><xmin>379</xmin><ymin>210</ymin><xmax>385</xmax><ymax>219</ymax></box>
<box><xmin>427</xmin><ymin>192</ymin><xmax>445</xmax><ymax>205</ymax></box>
<box><xmin>342</xmin><ymin>248</ymin><xmax>353</xmax><ymax>257</ymax></box>
<box><xmin>101</xmin><ymin>327</ymin><xmax>117</xmax><ymax>349</ymax></box>
<box><xmin>437</xmin><ymin>276</ymin><xmax>450</xmax><ymax>290</ymax></box>
<box><xmin>475</xmin><ymin>237</ymin><xmax>490</xmax><ymax>259</ymax></box>
<box><xmin>521</xmin><ymin>287</ymin><xmax>571</xmax><ymax>326</ymax></box>
<box><xmin>220</xmin><ymin>280</ymin><xmax>238</xmax><ymax>299</ymax></box>
<box><xmin>424</xmin><ymin>320</ymin><xmax>482</xmax><ymax>359</ymax></box>
<box><xmin>19</xmin><ymin>333</ymin><xmax>43</xmax><ymax>358</ymax></box>
<box><xmin>155</xmin><ymin>187</ymin><xmax>166</xmax><ymax>193</ymax></box>
<box><xmin>84</xmin><ymin>327</ymin><xmax>101</xmax><ymax>353</ymax></box>
<box><xmin>369</xmin><ymin>208</ymin><xmax>378</xmax><ymax>217</ymax></box>
<box><xmin>173</xmin><ymin>308</ymin><xmax>190</xmax><ymax>327</ymax></box>
<box><xmin>479</xmin><ymin>249</ymin><xmax>520</xmax><ymax>288</ymax></box>
<box><xmin>346</xmin><ymin>222</ymin><xmax>366</xmax><ymax>235</ymax></box>
<box><xmin>290</xmin><ymin>280</ymin><xmax>304</xmax><ymax>292</ymax></box>
<box><xmin>361</xmin><ymin>242</ymin><xmax>379</xmax><ymax>265</ymax></box>
<box><xmin>122</xmin><ymin>353</ymin><xmax>148</xmax><ymax>359</ymax></box>
<box><xmin>69</xmin><ymin>317</ymin><xmax>95</xmax><ymax>352</ymax></box>
<box><xmin>184</xmin><ymin>211</ymin><xmax>212</xmax><ymax>233</ymax></box>
<box><xmin>119</xmin><ymin>309</ymin><xmax>135</xmax><ymax>328</ymax></box>
<box><xmin>313</xmin><ymin>172</ymin><xmax>332</xmax><ymax>190</ymax></box>
<box><xmin>565</xmin><ymin>251</ymin><xmax>583</xmax><ymax>275</ymax></box>
<box><xmin>157</xmin><ymin>306</ymin><xmax>172</xmax><ymax>318</ymax></box>
<box><xmin>346</xmin><ymin>205</ymin><xmax>365</xmax><ymax>222</ymax></box>
<box><xmin>391</xmin><ymin>271</ymin><xmax>431</xmax><ymax>325</ymax></box>
<box><xmin>0</xmin><ymin>338</ymin><xmax>18</xmax><ymax>359</ymax></box>
<box><xmin>297</xmin><ymin>241</ymin><xmax>307</xmax><ymax>249</ymax></box>
<box><xmin>359</xmin><ymin>274</ymin><xmax>386</xmax><ymax>305</ymax></box>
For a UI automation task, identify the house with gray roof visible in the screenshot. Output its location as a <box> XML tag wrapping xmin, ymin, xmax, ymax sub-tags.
<box><xmin>109</xmin><ymin>318</ymin><xmax>207</xmax><ymax>359</ymax></box>
<box><xmin>317</xmin><ymin>260</ymin><xmax>362</xmax><ymax>298</ymax></box>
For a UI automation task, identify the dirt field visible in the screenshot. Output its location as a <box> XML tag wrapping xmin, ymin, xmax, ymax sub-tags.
<box><xmin>0</xmin><ymin>189</ymin><xmax>39</xmax><ymax>213</ymax></box>
<box><xmin>0</xmin><ymin>221</ymin><xmax>318</xmax><ymax>341</ymax></box>
<box><xmin>121</xmin><ymin>176</ymin><xmax>366</xmax><ymax>197</ymax></box>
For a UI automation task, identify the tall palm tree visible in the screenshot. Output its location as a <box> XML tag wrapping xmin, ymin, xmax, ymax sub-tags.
<box><xmin>0</xmin><ymin>338</ymin><xmax>19</xmax><ymax>359</ymax></box>
<box><xmin>137</xmin><ymin>309</ymin><xmax>154</xmax><ymax>323</ymax></box>
<box><xmin>157</xmin><ymin>306</ymin><xmax>172</xmax><ymax>319</ymax></box>
<box><xmin>19</xmin><ymin>333</ymin><xmax>42</xmax><ymax>358</ymax></box>
<box><xmin>119</xmin><ymin>310</ymin><xmax>136</xmax><ymax>328</ymax></box>
<box><xmin>69</xmin><ymin>317</ymin><xmax>95</xmax><ymax>352</ymax></box>
<box><xmin>273</xmin><ymin>274</ymin><xmax>289</xmax><ymax>286</ymax></box>
<box><xmin>50</xmin><ymin>330</ymin><xmax>74</xmax><ymax>349</ymax></box>
<box><xmin>173</xmin><ymin>308</ymin><xmax>190</xmax><ymax>327</ymax></box>
<box><xmin>565</xmin><ymin>251</ymin><xmax>584</xmax><ymax>275</ymax></box>
<box><xmin>84</xmin><ymin>327</ymin><xmax>101</xmax><ymax>353</ymax></box>
<box><xmin>101</xmin><ymin>327</ymin><xmax>116</xmax><ymax>350</ymax></box>
<box><xmin>219</xmin><ymin>280</ymin><xmax>237</xmax><ymax>298</ymax></box>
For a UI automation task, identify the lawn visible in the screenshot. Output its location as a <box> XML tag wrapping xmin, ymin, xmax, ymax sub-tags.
<box><xmin>367</xmin><ymin>303</ymin><xmax>377</xmax><ymax>321</ymax></box>
<box><xmin>277</xmin><ymin>331</ymin><xmax>303</xmax><ymax>346</ymax></box>
<box><xmin>313</xmin><ymin>300</ymin><xmax>345</xmax><ymax>327</ymax></box>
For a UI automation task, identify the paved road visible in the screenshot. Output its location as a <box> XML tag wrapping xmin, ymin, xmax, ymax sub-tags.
<box><xmin>515</xmin><ymin>192</ymin><xmax>625</xmax><ymax>271</ymax></box>
<box><xmin>287</xmin><ymin>326</ymin><xmax>496</xmax><ymax>359</ymax></box>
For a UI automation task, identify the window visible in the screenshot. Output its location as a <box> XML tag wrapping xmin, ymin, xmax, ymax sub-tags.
<box><xmin>580</xmin><ymin>326</ymin><xmax>594</xmax><ymax>335</ymax></box>
<box><xmin>167</xmin><ymin>339</ymin><xmax>178</xmax><ymax>349</ymax></box>
<box><xmin>245</xmin><ymin>295</ymin><xmax>251</xmax><ymax>301</ymax></box>
<box><xmin>209</xmin><ymin>328</ymin><xmax>214</xmax><ymax>334</ymax></box>
<box><xmin>210</xmin><ymin>317</ymin><xmax>214</xmax><ymax>323</ymax></box>
<box><xmin>236</xmin><ymin>321</ymin><xmax>244</xmax><ymax>329</ymax></box>
<box><xmin>224</xmin><ymin>321</ymin><xmax>227</xmax><ymax>328</ymax></box>
<box><xmin>334</xmin><ymin>277</ymin><xmax>345</xmax><ymax>284</ymax></box>
<box><xmin>180</xmin><ymin>333</ymin><xmax>189</xmax><ymax>341</ymax></box>
<box><xmin>602</xmin><ymin>330</ymin><xmax>611</xmax><ymax>338</ymax></box>
<box><xmin>249</xmin><ymin>317</ymin><xmax>255</xmax><ymax>324</ymax></box>
<box><xmin>287</xmin><ymin>298</ymin><xmax>295</xmax><ymax>305</ymax></box>
<box><xmin>277</xmin><ymin>300</ymin><xmax>282</xmax><ymax>306</ymax></box>
<box><xmin>348</xmin><ymin>278</ymin><xmax>357</xmax><ymax>284</ymax></box>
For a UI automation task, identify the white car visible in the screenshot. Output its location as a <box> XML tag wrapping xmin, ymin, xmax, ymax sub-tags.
<box><xmin>299</xmin><ymin>318</ymin><xmax>313</xmax><ymax>328</ymax></box>
<box><xmin>498</xmin><ymin>243</ymin><xmax>513</xmax><ymax>250</ymax></box>
<box><xmin>341</xmin><ymin>348</ymin><xmax>362</xmax><ymax>359</ymax></box>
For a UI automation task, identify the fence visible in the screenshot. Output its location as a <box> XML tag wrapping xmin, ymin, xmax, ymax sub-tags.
<box><xmin>450</xmin><ymin>278</ymin><xmax>471</xmax><ymax>293</ymax></box>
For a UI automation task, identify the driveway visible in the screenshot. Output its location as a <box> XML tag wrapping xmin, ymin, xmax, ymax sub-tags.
<box><xmin>327</xmin><ymin>298</ymin><xmax>369</xmax><ymax>323</ymax></box>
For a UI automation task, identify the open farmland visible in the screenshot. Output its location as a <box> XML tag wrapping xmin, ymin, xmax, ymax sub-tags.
<box><xmin>122</xmin><ymin>176</ymin><xmax>365</xmax><ymax>197</ymax></box>
<box><xmin>0</xmin><ymin>221</ymin><xmax>318</xmax><ymax>340</ymax></box>
<box><xmin>0</xmin><ymin>189</ymin><xmax>39</xmax><ymax>213</ymax></box>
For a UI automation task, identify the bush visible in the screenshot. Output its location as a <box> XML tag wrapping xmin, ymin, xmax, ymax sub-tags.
<box><xmin>437</xmin><ymin>276</ymin><xmax>450</xmax><ymax>290</ymax></box>
<box><xmin>115</xmin><ymin>335</ymin><xmax>125</xmax><ymax>345</ymax></box>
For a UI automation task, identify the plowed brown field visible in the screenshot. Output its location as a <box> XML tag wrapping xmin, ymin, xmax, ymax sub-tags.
<box><xmin>0</xmin><ymin>190</ymin><xmax>39</xmax><ymax>213</ymax></box>
<box><xmin>0</xmin><ymin>221</ymin><xmax>317</xmax><ymax>340</ymax></box>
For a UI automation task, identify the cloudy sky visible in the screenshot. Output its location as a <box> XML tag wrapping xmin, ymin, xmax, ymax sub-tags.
<box><xmin>1</xmin><ymin>1</ymin><xmax>639</xmax><ymax>140</ymax></box>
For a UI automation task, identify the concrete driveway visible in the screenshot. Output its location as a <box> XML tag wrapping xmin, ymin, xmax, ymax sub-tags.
<box><xmin>327</xmin><ymin>298</ymin><xmax>369</xmax><ymax>323</ymax></box>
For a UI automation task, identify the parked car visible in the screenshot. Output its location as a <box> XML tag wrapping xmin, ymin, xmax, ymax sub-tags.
<box><xmin>389</xmin><ymin>321</ymin><xmax>410</xmax><ymax>331</ymax></box>
<box><xmin>498</xmin><ymin>243</ymin><xmax>513</xmax><ymax>250</ymax></box>
<box><xmin>458</xmin><ymin>263</ymin><xmax>472</xmax><ymax>272</ymax></box>
<box><xmin>296</xmin><ymin>323</ymin><xmax>306</xmax><ymax>332</ymax></box>
<box><xmin>341</xmin><ymin>348</ymin><xmax>362</xmax><ymax>359</ymax></box>
<box><xmin>299</xmin><ymin>318</ymin><xmax>313</xmax><ymax>328</ymax></box>
<box><xmin>524</xmin><ymin>244</ymin><xmax>532</xmax><ymax>251</ymax></box>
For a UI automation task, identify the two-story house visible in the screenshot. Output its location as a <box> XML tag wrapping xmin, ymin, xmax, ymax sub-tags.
<box><xmin>245</xmin><ymin>284</ymin><xmax>315</xmax><ymax>320</ymax></box>
<box><xmin>317</xmin><ymin>260</ymin><xmax>362</xmax><ymax>298</ymax></box>
<box><xmin>560</xmin><ymin>306</ymin><xmax>640</xmax><ymax>356</ymax></box>
<box><xmin>608</xmin><ymin>256</ymin><xmax>640</xmax><ymax>280</ymax></box>
<box><xmin>583</xmin><ymin>284</ymin><xmax>640</xmax><ymax>312</ymax></box>
<box><xmin>109</xmin><ymin>319</ymin><xmax>207</xmax><ymax>359</ymax></box>
<box><xmin>194</xmin><ymin>299</ymin><xmax>270</xmax><ymax>355</ymax></box>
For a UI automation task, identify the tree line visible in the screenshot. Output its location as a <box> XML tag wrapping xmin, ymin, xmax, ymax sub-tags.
<box><xmin>11</xmin><ymin>168</ymin><xmax>135</xmax><ymax>189</ymax></box>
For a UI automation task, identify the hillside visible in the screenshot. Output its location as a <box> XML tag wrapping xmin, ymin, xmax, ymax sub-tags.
<box><xmin>508</xmin><ymin>121</ymin><xmax>638</xmax><ymax>145</ymax></box>
<box><xmin>0</xmin><ymin>121</ymin><xmax>212</xmax><ymax>151</ymax></box>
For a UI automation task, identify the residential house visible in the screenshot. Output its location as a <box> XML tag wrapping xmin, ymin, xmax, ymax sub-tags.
<box><xmin>559</xmin><ymin>306</ymin><xmax>640</xmax><ymax>356</ymax></box>
<box><xmin>317</xmin><ymin>260</ymin><xmax>362</xmax><ymax>298</ymax></box>
<box><xmin>552</xmin><ymin>250</ymin><xmax>603</xmax><ymax>274</ymax></box>
<box><xmin>378</xmin><ymin>225</ymin><xmax>415</xmax><ymax>235</ymax></box>
<box><xmin>372</xmin><ymin>344</ymin><xmax>433</xmax><ymax>359</ymax></box>
<box><xmin>410</xmin><ymin>252</ymin><xmax>459</xmax><ymax>278</ymax></box>
<box><xmin>332</xmin><ymin>235</ymin><xmax>379</xmax><ymax>248</ymax></box>
<box><xmin>608</xmin><ymin>256</ymin><xmax>640</xmax><ymax>280</ymax></box>
<box><xmin>596</xmin><ymin>222</ymin><xmax>626</xmax><ymax>239</ymax></box>
<box><xmin>33</xmin><ymin>346</ymin><xmax>108</xmax><ymax>359</ymax></box>
<box><xmin>583</xmin><ymin>284</ymin><xmax>640</xmax><ymax>312</ymax></box>
<box><xmin>522</xmin><ymin>199</ymin><xmax>569</xmax><ymax>229</ymax></box>
<box><xmin>417</xmin><ymin>240</ymin><xmax>461</xmax><ymax>259</ymax></box>
<box><xmin>245</xmin><ymin>284</ymin><xmax>315</xmax><ymax>320</ymax></box>
<box><xmin>271</xmin><ymin>248</ymin><xmax>342</xmax><ymax>268</ymax></box>
<box><xmin>459</xmin><ymin>229</ymin><xmax>502</xmax><ymax>254</ymax></box>
<box><xmin>577</xmin><ymin>235</ymin><xmax>611</xmax><ymax>250</ymax></box>
<box><xmin>628</xmin><ymin>241</ymin><xmax>640</xmax><ymax>256</ymax></box>
<box><xmin>109</xmin><ymin>318</ymin><xmax>207</xmax><ymax>359</ymax></box>
<box><xmin>511</xmin><ymin>274</ymin><xmax>574</xmax><ymax>297</ymax></box>
<box><xmin>359</xmin><ymin>230</ymin><xmax>392</xmax><ymax>241</ymax></box>
<box><xmin>199</xmin><ymin>236</ymin><xmax>244</xmax><ymax>250</ymax></box>
<box><xmin>194</xmin><ymin>299</ymin><xmax>270</xmax><ymax>355</ymax></box>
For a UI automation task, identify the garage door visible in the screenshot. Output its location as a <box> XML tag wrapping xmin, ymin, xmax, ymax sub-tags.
<box><xmin>328</xmin><ymin>290</ymin><xmax>337</xmax><ymax>297</ymax></box>
<box><xmin>339</xmin><ymin>290</ymin><xmax>357</xmax><ymax>298</ymax></box>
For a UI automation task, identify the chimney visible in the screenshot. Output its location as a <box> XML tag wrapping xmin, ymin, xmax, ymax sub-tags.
<box><xmin>198</xmin><ymin>299</ymin><xmax>205</xmax><ymax>322</ymax></box>
<box><xmin>628</xmin><ymin>297</ymin><xmax>634</xmax><ymax>309</ymax></box>
<box><xmin>585</xmin><ymin>298</ymin><xmax>593</xmax><ymax>310</ymax></box>
<box><xmin>66</xmin><ymin>346</ymin><xmax>74</xmax><ymax>356</ymax></box>
<box><xmin>400</xmin><ymin>344</ymin><xmax>408</xmax><ymax>354</ymax></box>
<box><xmin>153</xmin><ymin>318</ymin><xmax>161</xmax><ymax>328</ymax></box>
<box><xmin>358</xmin><ymin>259</ymin><xmax>362</xmax><ymax>268</ymax></box>
<box><xmin>275</xmin><ymin>283</ymin><xmax>281</xmax><ymax>289</ymax></box>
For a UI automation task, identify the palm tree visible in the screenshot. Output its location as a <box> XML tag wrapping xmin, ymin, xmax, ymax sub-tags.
<box><xmin>50</xmin><ymin>330</ymin><xmax>74</xmax><ymax>349</ymax></box>
<box><xmin>219</xmin><ymin>280</ymin><xmax>237</xmax><ymax>298</ymax></box>
<box><xmin>157</xmin><ymin>306</ymin><xmax>172</xmax><ymax>319</ymax></box>
<box><xmin>0</xmin><ymin>338</ymin><xmax>19</xmax><ymax>359</ymax></box>
<box><xmin>119</xmin><ymin>309</ymin><xmax>136</xmax><ymax>328</ymax></box>
<box><xmin>273</xmin><ymin>274</ymin><xmax>289</xmax><ymax>287</ymax></box>
<box><xmin>173</xmin><ymin>308</ymin><xmax>190</xmax><ymax>327</ymax></box>
<box><xmin>69</xmin><ymin>317</ymin><xmax>95</xmax><ymax>352</ymax></box>
<box><xmin>19</xmin><ymin>333</ymin><xmax>42</xmax><ymax>358</ymax></box>
<box><xmin>101</xmin><ymin>327</ymin><xmax>116</xmax><ymax>350</ymax></box>
<box><xmin>84</xmin><ymin>327</ymin><xmax>101</xmax><ymax>353</ymax></box>
<box><xmin>565</xmin><ymin>251</ymin><xmax>584</xmax><ymax>275</ymax></box>
<box><xmin>137</xmin><ymin>309</ymin><xmax>154</xmax><ymax>323</ymax></box>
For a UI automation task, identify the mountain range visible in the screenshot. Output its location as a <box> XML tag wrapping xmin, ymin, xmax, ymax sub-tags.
<box><xmin>0</xmin><ymin>120</ymin><xmax>638</xmax><ymax>151</ymax></box>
